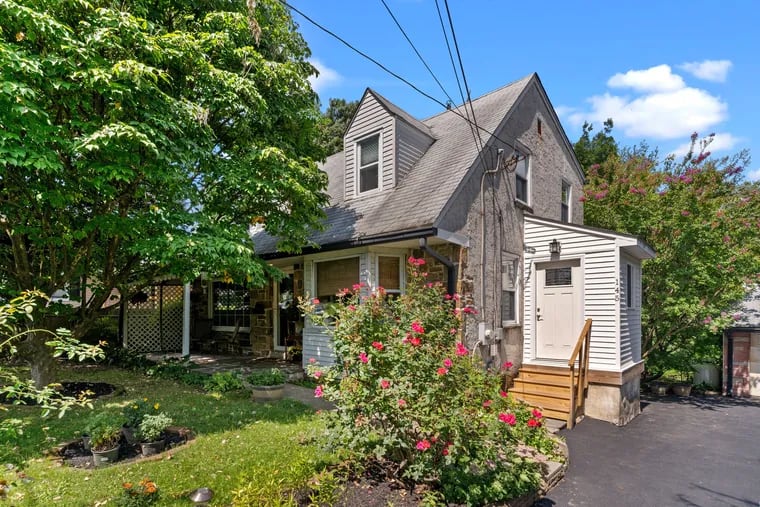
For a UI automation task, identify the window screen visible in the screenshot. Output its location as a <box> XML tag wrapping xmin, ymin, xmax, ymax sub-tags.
<box><xmin>316</xmin><ymin>257</ymin><xmax>360</xmax><ymax>300</ymax></box>
<box><xmin>378</xmin><ymin>256</ymin><xmax>401</xmax><ymax>292</ymax></box>
<box><xmin>545</xmin><ymin>267</ymin><xmax>572</xmax><ymax>286</ymax></box>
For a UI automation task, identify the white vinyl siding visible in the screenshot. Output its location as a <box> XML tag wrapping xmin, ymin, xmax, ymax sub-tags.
<box><xmin>620</xmin><ymin>253</ymin><xmax>642</xmax><ymax>365</ymax></box>
<box><xmin>524</xmin><ymin>217</ymin><xmax>620</xmax><ymax>370</ymax></box>
<box><xmin>302</xmin><ymin>250</ymin><xmax>371</xmax><ymax>368</ymax></box>
<box><xmin>344</xmin><ymin>93</ymin><xmax>395</xmax><ymax>200</ymax></box>
<box><xmin>396</xmin><ymin>119</ymin><xmax>434</xmax><ymax>184</ymax></box>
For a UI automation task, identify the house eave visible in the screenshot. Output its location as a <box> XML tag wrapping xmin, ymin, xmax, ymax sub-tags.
<box><xmin>258</xmin><ymin>227</ymin><xmax>438</xmax><ymax>261</ymax></box>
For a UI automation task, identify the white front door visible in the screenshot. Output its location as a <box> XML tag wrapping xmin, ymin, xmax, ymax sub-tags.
<box><xmin>535</xmin><ymin>259</ymin><xmax>583</xmax><ymax>360</ymax></box>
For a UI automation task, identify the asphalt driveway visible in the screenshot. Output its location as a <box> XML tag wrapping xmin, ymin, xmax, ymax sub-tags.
<box><xmin>538</xmin><ymin>395</ymin><xmax>760</xmax><ymax>507</ymax></box>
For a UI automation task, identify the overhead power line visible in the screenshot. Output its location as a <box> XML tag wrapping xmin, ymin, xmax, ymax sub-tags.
<box><xmin>278</xmin><ymin>0</ymin><xmax>514</xmax><ymax>151</ymax></box>
<box><xmin>442</xmin><ymin>0</ymin><xmax>486</xmax><ymax>152</ymax></box>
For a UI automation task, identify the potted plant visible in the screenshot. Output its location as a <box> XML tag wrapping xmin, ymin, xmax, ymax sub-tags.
<box><xmin>137</xmin><ymin>413</ymin><xmax>173</xmax><ymax>456</ymax></box>
<box><xmin>88</xmin><ymin>413</ymin><xmax>123</xmax><ymax>467</ymax></box>
<box><xmin>245</xmin><ymin>368</ymin><xmax>286</xmax><ymax>401</ymax></box>
<box><xmin>123</xmin><ymin>398</ymin><xmax>160</xmax><ymax>445</ymax></box>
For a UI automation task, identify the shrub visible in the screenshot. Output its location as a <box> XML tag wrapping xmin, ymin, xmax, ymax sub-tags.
<box><xmin>123</xmin><ymin>398</ymin><xmax>162</xmax><ymax>428</ymax></box>
<box><xmin>137</xmin><ymin>413</ymin><xmax>173</xmax><ymax>443</ymax></box>
<box><xmin>146</xmin><ymin>358</ymin><xmax>207</xmax><ymax>387</ymax></box>
<box><xmin>87</xmin><ymin>413</ymin><xmax>123</xmax><ymax>451</ymax></box>
<box><xmin>245</xmin><ymin>368</ymin><xmax>286</xmax><ymax>386</ymax></box>
<box><xmin>204</xmin><ymin>370</ymin><xmax>244</xmax><ymax>393</ymax></box>
<box><xmin>300</xmin><ymin>257</ymin><xmax>557</xmax><ymax>505</ymax></box>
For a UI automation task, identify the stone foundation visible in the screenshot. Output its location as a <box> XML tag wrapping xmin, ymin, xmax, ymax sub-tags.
<box><xmin>584</xmin><ymin>362</ymin><xmax>644</xmax><ymax>426</ymax></box>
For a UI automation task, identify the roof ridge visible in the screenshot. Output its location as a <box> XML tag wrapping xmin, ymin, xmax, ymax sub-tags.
<box><xmin>422</xmin><ymin>73</ymin><xmax>535</xmax><ymax>123</ymax></box>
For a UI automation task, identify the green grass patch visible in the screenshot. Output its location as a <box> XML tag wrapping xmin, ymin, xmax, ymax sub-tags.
<box><xmin>0</xmin><ymin>365</ymin><xmax>332</xmax><ymax>506</ymax></box>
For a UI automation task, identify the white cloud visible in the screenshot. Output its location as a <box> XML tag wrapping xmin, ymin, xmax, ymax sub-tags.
<box><xmin>567</xmin><ymin>64</ymin><xmax>728</xmax><ymax>140</ymax></box>
<box><xmin>553</xmin><ymin>105</ymin><xmax>576</xmax><ymax>119</ymax></box>
<box><xmin>679</xmin><ymin>60</ymin><xmax>733</xmax><ymax>83</ymax></box>
<box><xmin>670</xmin><ymin>132</ymin><xmax>742</xmax><ymax>157</ymax></box>
<box><xmin>746</xmin><ymin>168</ymin><xmax>760</xmax><ymax>182</ymax></box>
<box><xmin>308</xmin><ymin>59</ymin><xmax>342</xmax><ymax>94</ymax></box>
<box><xmin>607</xmin><ymin>64</ymin><xmax>685</xmax><ymax>93</ymax></box>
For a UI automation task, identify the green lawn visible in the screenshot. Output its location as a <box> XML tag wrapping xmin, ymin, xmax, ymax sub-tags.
<box><xmin>0</xmin><ymin>365</ymin><xmax>331</xmax><ymax>506</ymax></box>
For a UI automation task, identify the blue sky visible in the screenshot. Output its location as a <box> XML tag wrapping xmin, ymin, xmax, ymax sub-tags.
<box><xmin>289</xmin><ymin>0</ymin><xmax>760</xmax><ymax>180</ymax></box>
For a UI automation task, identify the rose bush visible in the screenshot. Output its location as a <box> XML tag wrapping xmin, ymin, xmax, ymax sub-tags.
<box><xmin>301</xmin><ymin>257</ymin><xmax>558</xmax><ymax>505</ymax></box>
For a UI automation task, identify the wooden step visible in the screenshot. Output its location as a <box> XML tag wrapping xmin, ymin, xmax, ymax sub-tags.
<box><xmin>511</xmin><ymin>378</ymin><xmax>574</xmax><ymax>399</ymax></box>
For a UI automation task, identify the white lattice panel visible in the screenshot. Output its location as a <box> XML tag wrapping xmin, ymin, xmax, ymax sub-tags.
<box><xmin>126</xmin><ymin>285</ymin><xmax>184</xmax><ymax>353</ymax></box>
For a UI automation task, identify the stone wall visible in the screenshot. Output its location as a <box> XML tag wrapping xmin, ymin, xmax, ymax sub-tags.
<box><xmin>249</xmin><ymin>284</ymin><xmax>273</xmax><ymax>353</ymax></box>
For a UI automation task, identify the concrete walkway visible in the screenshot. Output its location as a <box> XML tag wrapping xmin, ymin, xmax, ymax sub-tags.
<box><xmin>537</xmin><ymin>394</ymin><xmax>760</xmax><ymax>506</ymax></box>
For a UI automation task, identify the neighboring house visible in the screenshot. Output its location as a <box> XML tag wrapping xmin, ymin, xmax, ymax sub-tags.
<box><xmin>125</xmin><ymin>73</ymin><xmax>654</xmax><ymax>426</ymax></box>
<box><xmin>723</xmin><ymin>287</ymin><xmax>760</xmax><ymax>397</ymax></box>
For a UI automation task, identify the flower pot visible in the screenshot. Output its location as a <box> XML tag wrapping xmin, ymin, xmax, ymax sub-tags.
<box><xmin>140</xmin><ymin>439</ymin><xmax>166</xmax><ymax>457</ymax></box>
<box><xmin>251</xmin><ymin>384</ymin><xmax>285</xmax><ymax>402</ymax></box>
<box><xmin>91</xmin><ymin>445</ymin><xmax>120</xmax><ymax>467</ymax></box>
<box><xmin>650</xmin><ymin>382</ymin><xmax>670</xmax><ymax>396</ymax></box>
<box><xmin>672</xmin><ymin>383</ymin><xmax>692</xmax><ymax>397</ymax></box>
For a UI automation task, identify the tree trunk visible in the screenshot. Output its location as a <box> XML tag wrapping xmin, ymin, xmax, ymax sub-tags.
<box><xmin>23</xmin><ymin>331</ymin><xmax>58</xmax><ymax>388</ymax></box>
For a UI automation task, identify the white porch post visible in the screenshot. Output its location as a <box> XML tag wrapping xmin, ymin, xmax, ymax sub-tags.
<box><xmin>182</xmin><ymin>283</ymin><xmax>191</xmax><ymax>356</ymax></box>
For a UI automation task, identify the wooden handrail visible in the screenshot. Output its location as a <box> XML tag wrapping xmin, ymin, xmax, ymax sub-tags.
<box><xmin>566</xmin><ymin>319</ymin><xmax>592</xmax><ymax>429</ymax></box>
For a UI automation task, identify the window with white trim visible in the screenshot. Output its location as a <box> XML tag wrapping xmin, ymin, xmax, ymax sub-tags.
<box><xmin>501</xmin><ymin>253</ymin><xmax>520</xmax><ymax>325</ymax></box>
<box><xmin>357</xmin><ymin>134</ymin><xmax>380</xmax><ymax>194</ymax></box>
<box><xmin>561</xmin><ymin>180</ymin><xmax>571</xmax><ymax>222</ymax></box>
<box><xmin>515</xmin><ymin>152</ymin><xmax>530</xmax><ymax>204</ymax></box>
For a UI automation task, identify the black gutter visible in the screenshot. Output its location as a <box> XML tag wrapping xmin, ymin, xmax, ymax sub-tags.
<box><xmin>418</xmin><ymin>238</ymin><xmax>458</xmax><ymax>296</ymax></box>
<box><xmin>259</xmin><ymin>227</ymin><xmax>437</xmax><ymax>261</ymax></box>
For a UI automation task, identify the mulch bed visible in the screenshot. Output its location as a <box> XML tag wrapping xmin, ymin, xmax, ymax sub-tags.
<box><xmin>53</xmin><ymin>427</ymin><xmax>194</xmax><ymax>469</ymax></box>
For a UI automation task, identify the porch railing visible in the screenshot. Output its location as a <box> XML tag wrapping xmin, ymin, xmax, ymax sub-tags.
<box><xmin>567</xmin><ymin>318</ymin><xmax>592</xmax><ymax>429</ymax></box>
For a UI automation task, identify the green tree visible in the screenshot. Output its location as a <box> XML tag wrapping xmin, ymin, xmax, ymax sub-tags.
<box><xmin>0</xmin><ymin>0</ymin><xmax>328</xmax><ymax>385</ymax></box>
<box><xmin>573</xmin><ymin>118</ymin><xmax>618</xmax><ymax>176</ymax></box>
<box><xmin>582</xmin><ymin>133</ymin><xmax>760</xmax><ymax>374</ymax></box>
<box><xmin>318</xmin><ymin>98</ymin><xmax>359</xmax><ymax>155</ymax></box>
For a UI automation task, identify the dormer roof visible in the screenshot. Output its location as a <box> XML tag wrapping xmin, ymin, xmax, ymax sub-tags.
<box><xmin>364</xmin><ymin>88</ymin><xmax>435</xmax><ymax>139</ymax></box>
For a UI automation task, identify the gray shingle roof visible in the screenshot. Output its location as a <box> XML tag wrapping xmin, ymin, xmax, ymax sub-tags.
<box><xmin>733</xmin><ymin>287</ymin><xmax>760</xmax><ymax>328</ymax></box>
<box><xmin>253</xmin><ymin>74</ymin><xmax>535</xmax><ymax>256</ymax></box>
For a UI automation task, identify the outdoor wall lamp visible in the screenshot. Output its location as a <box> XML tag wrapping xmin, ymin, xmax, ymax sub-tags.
<box><xmin>549</xmin><ymin>238</ymin><xmax>561</xmax><ymax>255</ymax></box>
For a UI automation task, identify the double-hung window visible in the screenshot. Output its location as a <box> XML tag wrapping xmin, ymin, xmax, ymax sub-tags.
<box><xmin>561</xmin><ymin>181</ymin><xmax>571</xmax><ymax>222</ymax></box>
<box><xmin>501</xmin><ymin>253</ymin><xmax>520</xmax><ymax>325</ymax></box>
<box><xmin>357</xmin><ymin>134</ymin><xmax>380</xmax><ymax>194</ymax></box>
<box><xmin>515</xmin><ymin>152</ymin><xmax>530</xmax><ymax>204</ymax></box>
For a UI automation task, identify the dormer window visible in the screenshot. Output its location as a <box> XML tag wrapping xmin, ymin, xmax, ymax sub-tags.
<box><xmin>357</xmin><ymin>134</ymin><xmax>380</xmax><ymax>194</ymax></box>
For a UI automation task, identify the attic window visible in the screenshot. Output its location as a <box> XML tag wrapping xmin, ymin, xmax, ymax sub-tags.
<box><xmin>357</xmin><ymin>134</ymin><xmax>380</xmax><ymax>194</ymax></box>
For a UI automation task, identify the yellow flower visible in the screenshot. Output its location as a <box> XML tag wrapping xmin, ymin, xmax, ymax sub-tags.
<box><xmin>153</xmin><ymin>403</ymin><xmax>160</xmax><ymax>410</ymax></box>
<box><xmin>15</xmin><ymin>32</ymin><xmax>25</xmax><ymax>42</ymax></box>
